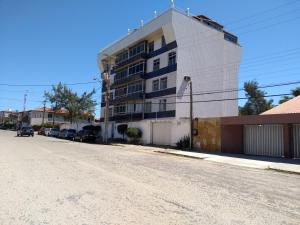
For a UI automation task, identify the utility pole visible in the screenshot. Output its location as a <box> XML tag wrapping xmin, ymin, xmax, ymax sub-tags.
<box><xmin>102</xmin><ymin>66</ymin><xmax>111</xmax><ymax>144</ymax></box>
<box><xmin>189</xmin><ymin>80</ymin><xmax>193</xmax><ymax>150</ymax></box>
<box><xmin>184</xmin><ymin>76</ymin><xmax>193</xmax><ymax>150</ymax></box>
<box><xmin>42</xmin><ymin>100</ymin><xmax>46</xmax><ymax>126</ymax></box>
<box><xmin>23</xmin><ymin>93</ymin><xmax>27</xmax><ymax>113</ymax></box>
<box><xmin>21</xmin><ymin>93</ymin><xmax>27</xmax><ymax>125</ymax></box>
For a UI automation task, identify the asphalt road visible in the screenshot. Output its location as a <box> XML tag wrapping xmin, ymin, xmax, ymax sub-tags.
<box><xmin>0</xmin><ymin>130</ymin><xmax>299</xmax><ymax>225</ymax></box>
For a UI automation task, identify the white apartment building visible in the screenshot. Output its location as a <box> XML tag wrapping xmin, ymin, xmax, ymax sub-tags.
<box><xmin>97</xmin><ymin>8</ymin><xmax>242</xmax><ymax>146</ymax></box>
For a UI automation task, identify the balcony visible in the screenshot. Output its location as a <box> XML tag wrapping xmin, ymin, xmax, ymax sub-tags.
<box><xmin>112</xmin><ymin>92</ymin><xmax>144</xmax><ymax>104</ymax></box>
<box><xmin>144</xmin><ymin>110</ymin><xmax>176</xmax><ymax>119</ymax></box>
<box><xmin>115</xmin><ymin>52</ymin><xmax>148</xmax><ymax>69</ymax></box>
<box><xmin>110</xmin><ymin>112</ymin><xmax>143</xmax><ymax>122</ymax></box>
<box><xmin>112</xmin><ymin>72</ymin><xmax>145</xmax><ymax>88</ymax></box>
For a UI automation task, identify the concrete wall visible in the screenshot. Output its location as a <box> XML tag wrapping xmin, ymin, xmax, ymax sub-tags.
<box><xmin>103</xmin><ymin>117</ymin><xmax>189</xmax><ymax>146</ymax></box>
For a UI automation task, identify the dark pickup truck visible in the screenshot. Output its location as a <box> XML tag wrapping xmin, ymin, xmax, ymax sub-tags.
<box><xmin>17</xmin><ymin>126</ymin><xmax>34</xmax><ymax>137</ymax></box>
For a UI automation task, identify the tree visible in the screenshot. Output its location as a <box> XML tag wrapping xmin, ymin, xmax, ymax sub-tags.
<box><xmin>117</xmin><ymin>124</ymin><xmax>128</xmax><ymax>140</ymax></box>
<box><xmin>278</xmin><ymin>87</ymin><xmax>300</xmax><ymax>104</ymax></box>
<box><xmin>44</xmin><ymin>82</ymin><xmax>96</xmax><ymax>124</ymax></box>
<box><xmin>239</xmin><ymin>80</ymin><xmax>273</xmax><ymax>115</ymax></box>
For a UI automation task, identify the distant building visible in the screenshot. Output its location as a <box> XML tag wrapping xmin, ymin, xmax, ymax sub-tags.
<box><xmin>17</xmin><ymin>108</ymin><xmax>92</xmax><ymax>126</ymax></box>
<box><xmin>0</xmin><ymin>110</ymin><xmax>18</xmax><ymax>124</ymax></box>
<box><xmin>97</xmin><ymin>8</ymin><xmax>242</xmax><ymax>146</ymax></box>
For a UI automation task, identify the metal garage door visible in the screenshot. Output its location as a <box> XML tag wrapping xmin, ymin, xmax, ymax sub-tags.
<box><xmin>152</xmin><ymin>122</ymin><xmax>172</xmax><ymax>146</ymax></box>
<box><xmin>293</xmin><ymin>124</ymin><xmax>300</xmax><ymax>158</ymax></box>
<box><xmin>244</xmin><ymin>125</ymin><xmax>284</xmax><ymax>157</ymax></box>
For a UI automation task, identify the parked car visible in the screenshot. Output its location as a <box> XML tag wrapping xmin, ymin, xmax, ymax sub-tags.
<box><xmin>50</xmin><ymin>128</ymin><xmax>59</xmax><ymax>137</ymax></box>
<box><xmin>17</xmin><ymin>126</ymin><xmax>34</xmax><ymax>137</ymax></box>
<box><xmin>38</xmin><ymin>127</ymin><xmax>45</xmax><ymax>135</ymax></box>
<box><xmin>58</xmin><ymin>129</ymin><xmax>67</xmax><ymax>138</ymax></box>
<box><xmin>44</xmin><ymin>128</ymin><xmax>52</xmax><ymax>136</ymax></box>
<box><xmin>74</xmin><ymin>129</ymin><xmax>97</xmax><ymax>142</ymax></box>
<box><xmin>65</xmin><ymin>129</ymin><xmax>76</xmax><ymax>140</ymax></box>
<box><xmin>0</xmin><ymin>124</ymin><xmax>6</xmax><ymax>130</ymax></box>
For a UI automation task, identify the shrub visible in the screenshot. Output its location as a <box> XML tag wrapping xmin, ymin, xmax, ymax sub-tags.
<box><xmin>176</xmin><ymin>135</ymin><xmax>190</xmax><ymax>150</ymax></box>
<box><xmin>126</xmin><ymin>127</ymin><xmax>142</xmax><ymax>144</ymax></box>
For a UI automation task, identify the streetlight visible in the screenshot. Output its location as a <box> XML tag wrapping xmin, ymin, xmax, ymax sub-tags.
<box><xmin>184</xmin><ymin>76</ymin><xmax>193</xmax><ymax>150</ymax></box>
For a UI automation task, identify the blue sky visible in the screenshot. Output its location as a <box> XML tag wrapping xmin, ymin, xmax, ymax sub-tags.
<box><xmin>1</xmin><ymin>0</ymin><xmax>300</xmax><ymax>117</ymax></box>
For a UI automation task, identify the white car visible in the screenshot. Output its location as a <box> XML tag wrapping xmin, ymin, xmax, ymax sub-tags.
<box><xmin>44</xmin><ymin>128</ymin><xmax>52</xmax><ymax>136</ymax></box>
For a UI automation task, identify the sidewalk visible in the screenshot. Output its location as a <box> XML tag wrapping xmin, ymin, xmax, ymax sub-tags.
<box><xmin>154</xmin><ymin>148</ymin><xmax>300</xmax><ymax>174</ymax></box>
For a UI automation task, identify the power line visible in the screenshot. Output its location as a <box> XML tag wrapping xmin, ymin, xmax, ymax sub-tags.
<box><xmin>230</xmin><ymin>8</ymin><xmax>300</xmax><ymax>31</ymax></box>
<box><xmin>224</xmin><ymin>0</ymin><xmax>300</xmax><ymax>25</ymax></box>
<box><xmin>0</xmin><ymin>81</ymin><xmax>97</xmax><ymax>87</ymax></box>
<box><xmin>129</xmin><ymin>80</ymin><xmax>300</xmax><ymax>101</ymax></box>
<box><xmin>97</xmin><ymin>93</ymin><xmax>292</xmax><ymax>106</ymax></box>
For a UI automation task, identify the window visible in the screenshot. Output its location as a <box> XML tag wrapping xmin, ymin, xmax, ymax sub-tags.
<box><xmin>160</xmin><ymin>77</ymin><xmax>167</xmax><ymax>90</ymax></box>
<box><xmin>148</xmin><ymin>41</ymin><xmax>154</xmax><ymax>53</ymax></box>
<box><xmin>128</xmin><ymin>81</ymin><xmax>143</xmax><ymax>94</ymax></box>
<box><xmin>115</xmin><ymin>69</ymin><xmax>128</xmax><ymax>81</ymax></box>
<box><xmin>127</xmin><ymin>103</ymin><xmax>142</xmax><ymax>113</ymax></box>
<box><xmin>152</xmin><ymin>79</ymin><xmax>159</xmax><ymax>91</ymax></box>
<box><xmin>159</xmin><ymin>99</ymin><xmax>167</xmax><ymax>112</ymax></box>
<box><xmin>116</xmin><ymin>51</ymin><xmax>128</xmax><ymax>64</ymax></box>
<box><xmin>128</xmin><ymin>62</ymin><xmax>144</xmax><ymax>76</ymax></box>
<box><xmin>129</xmin><ymin>42</ymin><xmax>145</xmax><ymax>57</ymax></box>
<box><xmin>48</xmin><ymin>113</ymin><xmax>52</xmax><ymax>119</ymax></box>
<box><xmin>144</xmin><ymin>102</ymin><xmax>152</xmax><ymax>113</ymax></box>
<box><xmin>153</xmin><ymin>58</ymin><xmax>160</xmax><ymax>71</ymax></box>
<box><xmin>168</xmin><ymin>52</ymin><xmax>176</xmax><ymax>66</ymax></box>
<box><xmin>114</xmin><ymin>104</ymin><xmax>126</xmax><ymax>114</ymax></box>
<box><xmin>161</xmin><ymin>35</ymin><xmax>166</xmax><ymax>47</ymax></box>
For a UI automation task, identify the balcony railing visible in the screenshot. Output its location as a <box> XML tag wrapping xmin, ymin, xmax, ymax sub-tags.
<box><xmin>112</xmin><ymin>72</ymin><xmax>145</xmax><ymax>87</ymax></box>
<box><xmin>115</xmin><ymin>52</ymin><xmax>148</xmax><ymax>69</ymax></box>
<box><xmin>112</xmin><ymin>92</ymin><xmax>144</xmax><ymax>104</ymax></box>
<box><xmin>110</xmin><ymin>112</ymin><xmax>143</xmax><ymax>122</ymax></box>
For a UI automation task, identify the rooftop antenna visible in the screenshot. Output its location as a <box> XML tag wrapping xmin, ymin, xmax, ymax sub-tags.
<box><xmin>171</xmin><ymin>0</ymin><xmax>175</xmax><ymax>8</ymax></box>
<box><xmin>154</xmin><ymin>10</ymin><xmax>157</xmax><ymax>18</ymax></box>
<box><xmin>140</xmin><ymin>20</ymin><xmax>144</xmax><ymax>27</ymax></box>
<box><xmin>186</xmin><ymin>8</ymin><xmax>190</xmax><ymax>16</ymax></box>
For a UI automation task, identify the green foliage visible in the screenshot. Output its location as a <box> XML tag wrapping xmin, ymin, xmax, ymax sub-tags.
<box><xmin>44</xmin><ymin>82</ymin><xmax>96</xmax><ymax>124</ymax></box>
<box><xmin>239</xmin><ymin>80</ymin><xmax>273</xmax><ymax>115</ymax></box>
<box><xmin>117</xmin><ymin>124</ymin><xmax>128</xmax><ymax>140</ymax></box>
<box><xmin>2</xmin><ymin>122</ymin><xmax>16</xmax><ymax>130</ymax></box>
<box><xmin>32</xmin><ymin>123</ymin><xmax>59</xmax><ymax>131</ymax></box>
<box><xmin>279</xmin><ymin>87</ymin><xmax>300</xmax><ymax>104</ymax></box>
<box><xmin>176</xmin><ymin>135</ymin><xmax>190</xmax><ymax>150</ymax></box>
<box><xmin>126</xmin><ymin>127</ymin><xmax>142</xmax><ymax>144</ymax></box>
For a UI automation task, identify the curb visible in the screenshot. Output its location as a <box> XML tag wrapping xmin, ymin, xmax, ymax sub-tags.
<box><xmin>155</xmin><ymin>150</ymin><xmax>300</xmax><ymax>175</ymax></box>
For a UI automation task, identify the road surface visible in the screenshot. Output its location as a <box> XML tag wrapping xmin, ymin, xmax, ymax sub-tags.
<box><xmin>0</xmin><ymin>130</ymin><xmax>299</xmax><ymax>225</ymax></box>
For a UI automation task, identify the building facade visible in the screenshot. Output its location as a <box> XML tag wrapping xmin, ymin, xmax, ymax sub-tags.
<box><xmin>18</xmin><ymin>108</ymin><xmax>69</xmax><ymax>126</ymax></box>
<box><xmin>98</xmin><ymin>8</ymin><xmax>242</xmax><ymax>146</ymax></box>
<box><xmin>0</xmin><ymin>110</ymin><xmax>18</xmax><ymax>124</ymax></box>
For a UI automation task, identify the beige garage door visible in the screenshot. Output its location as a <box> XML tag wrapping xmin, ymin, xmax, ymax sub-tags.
<box><xmin>244</xmin><ymin>125</ymin><xmax>284</xmax><ymax>157</ymax></box>
<box><xmin>152</xmin><ymin>122</ymin><xmax>172</xmax><ymax>146</ymax></box>
<box><xmin>293</xmin><ymin>124</ymin><xmax>300</xmax><ymax>158</ymax></box>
